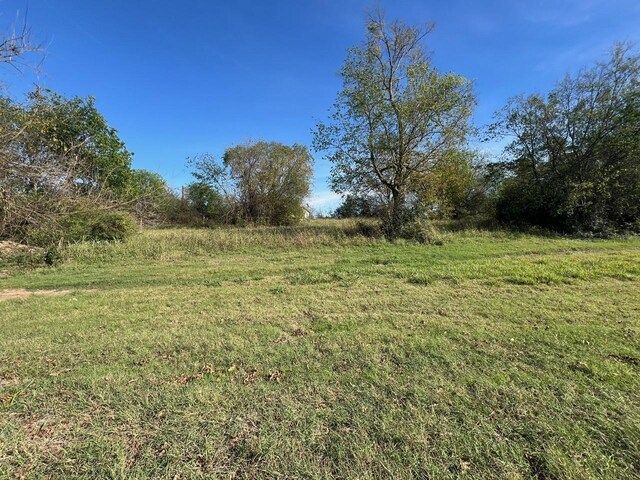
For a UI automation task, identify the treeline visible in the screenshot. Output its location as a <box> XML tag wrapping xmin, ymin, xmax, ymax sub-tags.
<box><xmin>0</xmin><ymin>89</ymin><xmax>314</xmax><ymax>245</ymax></box>
<box><xmin>0</xmin><ymin>92</ymin><xmax>314</xmax><ymax>243</ymax></box>
<box><xmin>492</xmin><ymin>47</ymin><xmax>640</xmax><ymax>234</ymax></box>
<box><xmin>332</xmin><ymin>149</ymin><xmax>497</xmax><ymax>222</ymax></box>
<box><xmin>0</xmin><ymin>88</ymin><xmax>181</xmax><ymax>245</ymax></box>
<box><xmin>1</xmin><ymin>12</ymin><xmax>639</xmax><ymax>247</ymax></box>
<box><xmin>316</xmin><ymin>13</ymin><xmax>640</xmax><ymax>238</ymax></box>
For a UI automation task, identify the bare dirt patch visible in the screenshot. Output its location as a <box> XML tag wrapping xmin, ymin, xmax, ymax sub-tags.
<box><xmin>0</xmin><ymin>372</ymin><xmax>21</xmax><ymax>388</ymax></box>
<box><xmin>20</xmin><ymin>415</ymin><xmax>68</xmax><ymax>456</ymax></box>
<box><xmin>0</xmin><ymin>289</ymin><xmax>72</xmax><ymax>302</ymax></box>
<box><xmin>0</xmin><ymin>240</ymin><xmax>40</xmax><ymax>256</ymax></box>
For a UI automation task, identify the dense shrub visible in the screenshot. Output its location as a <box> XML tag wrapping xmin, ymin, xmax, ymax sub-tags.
<box><xmin>42</xmin><ymin>246</ymin><xmax>64</xmax><ymax>266</ymax></box>
<box><xmin>397</xmin><ymin>220</ymin><xmax>443</xmax><ymax>245</ymax></box>
<box><xmin>495</xmin><ymin>179</ymin><xmax>550</xmax><ymax>228</ymax></box>
<box><xmin>350</xmin><ymin>220</ymin><xmax>383</xmax><ymax>238</ymax></box>
<box><xmin>21</xmin><ymin>208</ymin><xmax>137</xmax><ymax>246</ymax></box>
<box><xmin>63</xmin><ymin>209</ymin><xmax>137</xmax><ymax>242</ymax></box>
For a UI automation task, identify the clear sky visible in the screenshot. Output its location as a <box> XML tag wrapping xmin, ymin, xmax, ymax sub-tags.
<box><xmin>2</xmin><ymin>0</ymin><xmax>639</xmax><ymax>212</ymax></box>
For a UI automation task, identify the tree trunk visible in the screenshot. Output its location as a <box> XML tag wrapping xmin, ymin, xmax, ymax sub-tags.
<box><xmin>386</xmin><ymin>189</ymin><xmax>406</xmax><ymax>240</ymax></box>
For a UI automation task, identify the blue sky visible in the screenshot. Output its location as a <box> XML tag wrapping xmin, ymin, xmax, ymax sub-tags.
<box><xmin>2</xmin><ymin>0</ymin><xmax>639</xmax><ymax>212</ymax></box>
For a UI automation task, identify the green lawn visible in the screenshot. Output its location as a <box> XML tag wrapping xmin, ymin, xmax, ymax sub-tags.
<box><xmin>1</xmin><ymin>221</ymin><xmax>639</xmax><ymax>479</ymax></box>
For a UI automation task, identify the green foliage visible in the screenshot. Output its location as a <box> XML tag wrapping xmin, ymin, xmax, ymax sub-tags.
<box><xmin>189</xmin><ymin>141</ymin><xmax>313</xmax><ymax>226</ymax></box>
<box><xmin>43</xmin><ymin>245</ymin><xmax>63</xmax><ymax>266</ymax></box>
<box><xmin>20</xmin><ymin>88</ymin><xmax>134</xmax><ymax>195</ymax></box>
<box><xmin>492</xmin><ymin>45</ymin><xmax>640</xmax><ymax>234</ymax></box>
<box><xmin>397</xmin><ymin>219</ymin><xmax>443</xmax><ymax>244</ymax></box>
<box><xmin>0</xmin><ymin>248</ymin><xmax>48</xmax><ymax>270</ymax></box>
<box><xmin>127</xmin><ymin>169</ymin><xmax>179</xmax><ymax>222</ymax></box>
<box><xmin>411</xmin><ymin>149</ymin><xmax>481</xmax><ymax>219</ymax></box>
<box><xmin>129</xmin><ymin>169</ymin><xmax>167</xmax><ymax>197</ymax></box>
<box><xmin>186</xmin><ymin>182</ymin><xmax>231</xmax><ymax>223</ymax></box>
<box><xmin>63</xmin><ymin>209</ymin><xmax>137</xmax><ymax>242</ymax></box>
<box><xmin>351</xmin><ymin>219</ymin><xmax>383</xmax><ymax>238</ymax></box>
<box><xmin>333</xmin><ymin>194</ymin><xmax>384</xmax><ymax>218</ymax></box>
<box><xmin>313</xmin><ymin>13</ymin><xmax>475</xmax><ymax>238</ymax></box>
<box><xmin>22</xmin><ymin>208</ymin><xmax>137</xmax><ymax>246</ymax></box>
<box><xmin>0</xmin><ymin>88</ymin><xmax>152</xmax><ymax>243</ymax></box>
<box><xmin>223</xmin><ymin>141</ymin><xmax>313</xmax><ymax>225</ymax></box>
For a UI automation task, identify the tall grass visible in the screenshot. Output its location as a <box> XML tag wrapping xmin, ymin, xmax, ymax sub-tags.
<box><xmin>62</xmin><ymin>219</ymin><xmax>382</xmax><ymax>263</ymax></box>
<box><xmin>61</xmin><ymin>217</ymin><xmax>639</xmax><ymax>265</ymax></box>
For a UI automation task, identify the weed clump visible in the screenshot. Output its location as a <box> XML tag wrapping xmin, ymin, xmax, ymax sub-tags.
<box><xmin>398</xmin><ymin>220</ymin><xmax>444</xmax><ymax>245</ymax></box>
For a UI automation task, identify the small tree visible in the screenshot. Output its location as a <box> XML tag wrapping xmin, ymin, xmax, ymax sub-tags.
<box><xmin>128</xmin><ymin>169</ymin><xmax>178</xmax><ymax>223</ymax></box>
<box><xmin>313</xmin><ymin>11</ymin><xmax>475</xmax><ymax>238</ymax></box>
<box><xmin>410</xmin><ymin>149</ymin><xmax>477</xmax><ymax>218</ymax></box>
<box><xmin>186</xmin><ymin>182</ymin><xmax>231</xmax><ymax>223</ymax></box>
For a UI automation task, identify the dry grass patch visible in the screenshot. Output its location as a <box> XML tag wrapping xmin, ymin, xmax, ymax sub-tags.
<box><xmin>0</xmin><ymin>288</ymin><xmax>72</xmax><ymax>302</ymax></box>
<box><xmin>0</xmin><ymin>241</ymin><xmax>41</xmax><ymax>256</ymax></box>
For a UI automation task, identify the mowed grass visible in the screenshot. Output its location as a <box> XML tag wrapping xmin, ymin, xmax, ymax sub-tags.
<box><xmin>1</xmin><ymin>220</ymin><xmax>639</xmax><ymax>479</ymax></box>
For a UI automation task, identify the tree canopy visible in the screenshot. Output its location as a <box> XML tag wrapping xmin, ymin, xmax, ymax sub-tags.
<box><xmin>190</xmin><ymin>140</ymin><xmax>313</xmax><ymax>226</ymax></box>
<box><xmin>313</xmin><ymin>12</ymin><xmax>476</xmax><ymax>237</ymax></box>
<box><xmin>491</xmin><ymin>45</ymin><xmax>640</xmax><ymax>233</ymax></box>
<box><xmin>0</xmin><ymin>88</ymin><xmax>138</xmax><ymax>241</ymax></box>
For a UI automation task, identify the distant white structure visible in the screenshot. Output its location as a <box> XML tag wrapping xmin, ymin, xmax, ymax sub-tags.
<box><xmin>302</xmin><ymin>204</ymin><xmax>312</xmax><ymax>219</ymax></box>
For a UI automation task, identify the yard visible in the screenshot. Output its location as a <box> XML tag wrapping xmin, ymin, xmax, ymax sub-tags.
<box><xmin>1</xmin><ymin>221</ymin><xmax>639</xmax><ymax>479</ymax></box>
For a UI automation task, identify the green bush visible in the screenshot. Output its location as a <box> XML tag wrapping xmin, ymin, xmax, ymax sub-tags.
<box><xmin>398</xmin><ymin>220</ymin><xmax>443</xmax><ymax>245</ymax></box>
<box><xmin>350</xmin><ymin>220</ymin><xmax>383</xmax><ymax>238</ymax></box>
<box><xmin>22</xmin><ymin>209</ymin><xmax>137</xmax><ymax>246</ymax></box>
<box><xmin>43</xmin><ymin>246</ymin><xmax>63</xmax><ymax>266</ymax></box>
<box><xmin>63</xmin><ymin>210</ymin><xmax>137</xmax><ymax>242</ymax></box>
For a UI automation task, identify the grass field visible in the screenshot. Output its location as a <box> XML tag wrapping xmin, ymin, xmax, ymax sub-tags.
<box><xmin>1</xmin><ymin>220</ymin><xmax>639</xmax><ymax>479</ymax></box>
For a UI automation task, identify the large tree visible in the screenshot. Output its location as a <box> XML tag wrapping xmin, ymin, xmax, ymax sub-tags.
<box><xmin>313</xmin><ymin>12</ymin><xmax>475</xmax><ymax>238</ymax></box>
<box><xmin>190</xmin><ymin>141</ymin><xmax>313</xmax><ymax>225</ymax></box>
<box><xmin>491</xmin><ymin>45</ymin><xmax>640</xmax><ymax>233</ymax></box>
